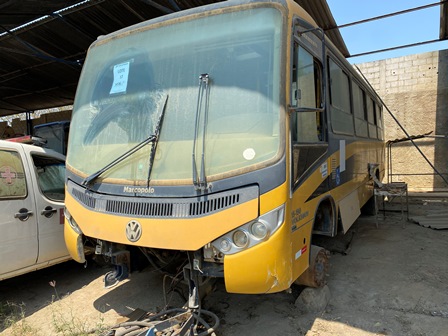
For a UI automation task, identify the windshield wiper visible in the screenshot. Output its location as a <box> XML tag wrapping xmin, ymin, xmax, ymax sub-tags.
<box><xmin>192</xmin><ymin>74</ymin><xmax>210</xmax><ymax>191</ymax></box>
<box><xmin>146</xmin><ymin>94</ymin><xmax>168</xmax><ymax>186</ymax></box>
<box><xmin>82</xmin><ymin>94</ymin><xmax>169</xmax><ymax>188</ymax></box>
<box><xmin>82</xmin><ymin>135</ymin><xmax>156</xmax><ymax>187</ymax></box>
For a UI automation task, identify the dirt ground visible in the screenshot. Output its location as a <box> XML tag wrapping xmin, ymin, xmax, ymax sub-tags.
<box><xmin>1</xmin><ymin>195</ymin><xmax>447</xmax><ymax>336</ymax></box>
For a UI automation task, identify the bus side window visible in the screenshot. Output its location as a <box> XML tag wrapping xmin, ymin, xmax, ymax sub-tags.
<box><xmin>291</xmin><ymin>44</ymin><xmax>327</xmax><ymax>186</ymax></box>
<box><xmin>367</xmin><ymin>97</ymin><xmax>377</xmax><ymax>139</ymax></box>
<box><xmin>291</xmin><ymin>44</ymin><xmax>324</xmax><ymax>143</ymax></box>
<box><xmin>328</xmin><ymin>58</ymin><xmax>354</xmax><ymax>135</ymax></box>
<box><xmin>352</xmin><ymin>82</ymin><xmax>368</xmax><ymax>138</ymax></box>
<box><xmin>376</xmin><ymin>104</ymin><xmax>384</xmax><ymax>140</ymax></box>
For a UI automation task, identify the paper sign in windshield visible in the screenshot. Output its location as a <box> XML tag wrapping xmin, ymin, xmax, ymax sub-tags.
<box><xmin>110</xmin><ymin>62</ymin><xmax>130</xmax><ymax>94</ymax></box>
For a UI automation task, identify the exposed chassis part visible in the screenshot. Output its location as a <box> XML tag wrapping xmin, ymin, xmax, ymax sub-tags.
<box><xmin>102</xmin><ymin>248</ymin><xmax>220</xmax><ymax>336</ymax></box>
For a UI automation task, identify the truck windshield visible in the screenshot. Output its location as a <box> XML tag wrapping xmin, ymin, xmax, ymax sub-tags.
<box><xmin>67</xmin><ymin>6</ymin><xmax>283</xmax><ymax>185</ymax></box>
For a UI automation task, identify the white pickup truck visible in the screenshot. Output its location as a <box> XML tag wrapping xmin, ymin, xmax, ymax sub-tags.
<box><xmin>0</xmin><ymin>139</ymin><xmax>70</xmax><ymax>280</ymax></box>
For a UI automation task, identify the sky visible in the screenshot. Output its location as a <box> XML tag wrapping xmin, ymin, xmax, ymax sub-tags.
<box><xmin>326</xmin><ymin>0</ymin><xmax>448</xmax><ymax>63</ymax></box>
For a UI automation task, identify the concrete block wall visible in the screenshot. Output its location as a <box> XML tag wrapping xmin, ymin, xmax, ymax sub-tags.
<box><xmin>357</xmin><ymin>49</ymin><xmax>448</xmax><ymax>192</ymax></box>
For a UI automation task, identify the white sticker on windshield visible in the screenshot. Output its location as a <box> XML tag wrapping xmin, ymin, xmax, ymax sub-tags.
<box><xmin>109</xmin><ymin>62</ymin><xmax>130</xmax><ymax>94</ymax></box>
<box><xmin>243</xmin><ymin>148</ymin><xmax>256</xmax><ymax>161</ymax></box>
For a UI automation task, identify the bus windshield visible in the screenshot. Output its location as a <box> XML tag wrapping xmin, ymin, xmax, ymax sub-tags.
<box><xmin>67</xmin><ymin>6</ymin><xmax>283</xmax><ymax>185</ymax></box>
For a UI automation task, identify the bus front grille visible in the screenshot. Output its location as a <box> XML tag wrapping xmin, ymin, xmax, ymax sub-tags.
<box><xmin>72</xmin><ymin>188</ymin><xmax>96</xmax><ymax>209</ymax></box>
<box><xmin>68</xmin><ymin>181</ymin><xmax>256</xmax><ymax>219</ymax></box>
<box><xmin>105</xmin><ymin>200</ymin><xmax>175</xmax><ymax>217</ymax></box>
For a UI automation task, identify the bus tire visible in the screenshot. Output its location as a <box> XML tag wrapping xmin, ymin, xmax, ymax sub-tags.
<box><xmin>294</xmin><ymin>245</ymin><xmax>329</xmax><ymax>288</ymax></box>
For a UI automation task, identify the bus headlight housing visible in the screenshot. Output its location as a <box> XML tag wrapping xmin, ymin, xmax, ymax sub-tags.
<box><xmin>212</xmin><ymin>204</ymin><xmax>285</xmax><ymax>255</ymax></box>
<box><xmin>64</xmin><ymin>208</ymin><xmax>83</xmax><ymax>235</ymax></box>
<box><xmin>250</xmin><ymin>221</ymin><xmax>269</xmax><ymax>239</ymax></box>
<box><xmin>233</xmin><ymin>230</ymin><xmax>249</xmax><ymax>248</ymax></box>
<box><xmin>219</xmin><ymin>239</ymin><xmax>232</xmax><ymax>252</ymax></box>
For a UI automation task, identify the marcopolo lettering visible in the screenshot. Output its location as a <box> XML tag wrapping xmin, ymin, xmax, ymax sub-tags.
<box><xmin>123</xmin><ymin>186</ymin><xmax>155</xmax><ymax>194</ymax></box>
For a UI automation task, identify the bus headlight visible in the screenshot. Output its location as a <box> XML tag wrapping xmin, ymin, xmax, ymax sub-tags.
<box><xmin>233</xmin><ymin>230</ymin><xmax>249</xmax><ymax>248</ymax></box>
<box><xmin>212</xmin><ymin>204</ymin><xmax>285</xmax><ymax>255</ymax></box>
<box><xmin>220</xmin><ymin>239</ymin><xmax>232</xmax><ymax>252</ymax></box>
<box><xmin>250</xmin><ymin>221</ymin><xmax>269</xmax><ymax>239</ymax></box>
<box><xmin>64</xmin><ymin>208</ymin><xmax>83</xmax><ymax>235</ymax></box>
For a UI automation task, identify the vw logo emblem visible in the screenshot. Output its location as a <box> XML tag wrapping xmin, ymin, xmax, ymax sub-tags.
<box><xmin>126</xmin><ymin>220</ymin><xmax>142</xmax><ymax>242</ymax></box>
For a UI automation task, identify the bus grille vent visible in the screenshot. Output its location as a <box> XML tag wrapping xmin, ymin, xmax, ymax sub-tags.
<box><xmin>104</xmin><ymin>193</ymin><xmax>240</xmax><ymax>217</ymax></box>
<box><xmin>68</xmin><ymin>181</ymin><xmax>257</xmax><ymax>219</ymax></box>
<box><xmin>189</xmin><ymin>194</ymin><xmax>240</xmax><ymax>216</ymax></box>
<box><xmin>105</xmin><ymin>200</ymin><xmax>174</xmax><ymax>217</ymax></box>
<box><xmin>72</xmin><ymin>188</ymin><xmax>96</xmax><ymax>208</ymax></box>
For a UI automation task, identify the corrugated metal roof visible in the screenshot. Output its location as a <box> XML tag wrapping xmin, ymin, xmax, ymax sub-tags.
<box><xmin>0</xmin><ymin>0</ymin><xmax>350</xmax><ymax>117</ymax></box>
<box><xmin>296</xmin><ymin>0</ymin><xmax>349</xmax><ymax>57</ymax></box>
<box><xmin>0</xmin><ymin>0</ymin><xmax>82</xmax><ymax>31</ymax></box>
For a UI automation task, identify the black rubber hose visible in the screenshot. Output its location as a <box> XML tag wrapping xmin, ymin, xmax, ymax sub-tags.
<box><xmin>109</xmin><ymin>307</ymin><xmax>219</xmax><ymax>336</ymax></box>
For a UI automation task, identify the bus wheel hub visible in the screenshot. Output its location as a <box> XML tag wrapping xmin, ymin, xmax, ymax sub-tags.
<box><xmin>295</xmin><ymin>245</ymin><xmax>329</xmax><ymax>288</ymax></box>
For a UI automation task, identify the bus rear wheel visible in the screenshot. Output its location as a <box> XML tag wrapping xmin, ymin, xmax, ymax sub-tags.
<box><xmin>294</xmin><ymin>245</ymin><xmax>329</xmax><ymax>288</ymax></box>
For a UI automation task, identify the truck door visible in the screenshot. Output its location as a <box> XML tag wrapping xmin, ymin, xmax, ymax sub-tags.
<box><xmin>0</xmin><ymin>147</ymin><xmax>38</xmax><ymax>276</ymax></box>
<box><xmin>25</xmin><ymin>150</ymin><xmax>68</xmax><ymax>263</ymax></box>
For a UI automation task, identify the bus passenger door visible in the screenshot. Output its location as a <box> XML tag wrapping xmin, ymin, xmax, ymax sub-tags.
<box><xmin>290</xmin><ymin>42</ymin><xmax>328</xmax><ymax>198</ymax></box>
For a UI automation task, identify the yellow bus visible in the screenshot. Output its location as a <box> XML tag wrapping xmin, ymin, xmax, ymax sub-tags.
<box><xmin>64</xmin><ymin>0</ymin><xmax>384</xmax><ymax>294</ymax></box>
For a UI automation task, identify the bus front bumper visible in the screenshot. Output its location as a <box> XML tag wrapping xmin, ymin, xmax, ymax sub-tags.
<box><xmin>223</xmin><ymin>224</ymin><xmax>292</xmax><ymax>294</ymax></box>
<box><xmin>64</xmin><ymin>217</ymin><xmax>86</xmax><ymax>263</ymax></box>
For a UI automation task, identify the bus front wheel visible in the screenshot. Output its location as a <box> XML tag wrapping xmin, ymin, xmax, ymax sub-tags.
<box><xmin>294</xmin><ymin>245</ymin><xmax>329</xmax><ymax>288</ymax></box>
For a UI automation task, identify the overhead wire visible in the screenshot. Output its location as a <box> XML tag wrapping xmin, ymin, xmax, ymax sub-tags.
<box><xmin>326</xmin><ymin>1</ymin><xmax>448</xmax><ymax>31</ymax></box>
<box><xmin>349</xmin><ymin>39</ymin><xmax>443</xmax><ymax>58</ymax></box>
<box><xmin>324</xmin><ymin>0</ymin><xmax>448</xmax><ymax>58</ymax></box>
